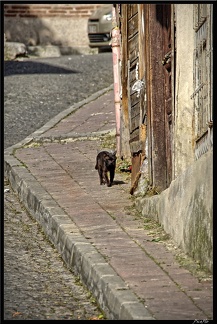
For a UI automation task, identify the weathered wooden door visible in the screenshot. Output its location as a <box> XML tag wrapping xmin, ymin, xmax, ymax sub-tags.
<box><xmin>144</xmin><ymin>4</ymin><xmax>174</xmax><ymax>191</ymax></box>
<box><xmin>119</xmin><ymin>4</ymin><xmax>174</xmax><ymax>191</ymax></box>
<box><xmin>120</xmin><ymin>4</ymin><xmax>143</xmax><ymax>186</ymax></box>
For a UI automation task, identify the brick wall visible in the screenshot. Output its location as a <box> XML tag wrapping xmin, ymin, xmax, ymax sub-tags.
<box><xmin>4</xmin><ymin>4</ymin><xmax>102</xmax><ymax>18</ymax></box>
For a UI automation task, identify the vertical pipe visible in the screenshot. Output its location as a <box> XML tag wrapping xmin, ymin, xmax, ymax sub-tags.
<box><xmin>111</xmin><ymin>5</ymin><xmax>121</xmax><ymax>157</ymax></box>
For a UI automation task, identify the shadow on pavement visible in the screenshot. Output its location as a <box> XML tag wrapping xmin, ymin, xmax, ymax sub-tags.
<box><xmin>112</xmin><ymin>180</ymin><xmax>126</xmax><ymax>185</ymax></box>
<box><xmin>4</xmin><ymin>60</ymin><xmax>80</xmax><ymax>76</ymax></box>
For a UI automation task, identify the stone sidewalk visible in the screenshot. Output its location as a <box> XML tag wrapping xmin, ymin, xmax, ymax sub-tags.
<box><xmin>4</xmin><ymin>86</ymin><xmax>213</xmax><ymax>320</ymax></box>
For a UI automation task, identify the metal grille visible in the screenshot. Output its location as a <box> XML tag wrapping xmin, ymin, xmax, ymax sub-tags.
<box><xmin>191</xmin><ymin>4</ymin><xmax>213</xmax><ymax>160</ymax></box>
<box><xmin>195</xmin><ymin>128</ymin><xmax>212</xmax><ymax>160</ymax></box>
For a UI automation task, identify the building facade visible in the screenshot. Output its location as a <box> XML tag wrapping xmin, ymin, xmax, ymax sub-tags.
<box><xmin>113</xmin><ymin>3</ymin><xmax>213</xmax><ymax>272</ymax></box>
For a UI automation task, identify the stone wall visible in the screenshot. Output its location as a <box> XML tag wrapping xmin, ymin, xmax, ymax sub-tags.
<box><xmin>4</xmin><ymin>4</ymin><xmax>103</xmax><ymax>55</ymax></box>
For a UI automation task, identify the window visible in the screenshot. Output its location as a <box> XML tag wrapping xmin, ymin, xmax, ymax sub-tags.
<box><xmin>191</xmin><ymin>4</ymin><xmax>213</xmax><ymax>160</ymax></box>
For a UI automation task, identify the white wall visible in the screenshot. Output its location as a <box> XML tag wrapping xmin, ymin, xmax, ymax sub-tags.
<box><xmin>174</xmin><ymin>4</ymin><xmax>195</xmax><ymax>178</ymax></box>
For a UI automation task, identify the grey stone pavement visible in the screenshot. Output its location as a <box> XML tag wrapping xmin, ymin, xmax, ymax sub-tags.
<box><xmin>4</xmin><ymin>85</ymin><xmax>213</xmax><ymax>320</ymax></box>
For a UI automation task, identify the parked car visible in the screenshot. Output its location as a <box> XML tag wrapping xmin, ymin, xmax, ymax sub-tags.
<box><xmin>87</xmin><ymin>4</ymin><xmax>113</xmax><ymax>50</ymax></box>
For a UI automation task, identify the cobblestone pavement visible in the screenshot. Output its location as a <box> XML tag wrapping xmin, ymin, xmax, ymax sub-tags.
<box><xmin>4</xmin><ymin>52</ymin><xmax>113</xmax><ymax>149</ymax></box>
<box><xmin>4</xmin><ymin>177</ymin><xmax>106</xmax><ymax>320</ymax></box>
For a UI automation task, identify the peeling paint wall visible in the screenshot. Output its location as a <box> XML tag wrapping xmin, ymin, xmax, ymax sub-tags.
<box><xmin>174</xmin><ymin>4</ymin><xmax>195</xmax><ymax>178</ymax></box>
<box><xmin>135</xmin><ymin>150</ymin><xmax>213</xmax><ymax>273</ymax></box>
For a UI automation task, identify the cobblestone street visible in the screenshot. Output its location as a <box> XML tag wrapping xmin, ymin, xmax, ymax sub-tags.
<box><xmin>4</xmin><ymin>178</ymin><xmax>106</xmax><ymax>320</ymax></box>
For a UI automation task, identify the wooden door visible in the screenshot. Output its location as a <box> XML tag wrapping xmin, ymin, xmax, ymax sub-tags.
<box><xmin>144</xmin><ymin>4</ymin><xmax>174</xmax><ymax>191</ymax></box>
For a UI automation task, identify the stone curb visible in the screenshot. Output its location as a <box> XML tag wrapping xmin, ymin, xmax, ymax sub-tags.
<box><xmin>4</xmin><ymin>87</ymin><xmax>155</xmax><ymax>320</ymax></box>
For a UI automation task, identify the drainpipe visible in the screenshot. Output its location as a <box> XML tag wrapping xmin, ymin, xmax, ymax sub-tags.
<box><xmin>111</xmin><ymin>4</ymin><xmax>121</xmax><ymax>158</ymax></box>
